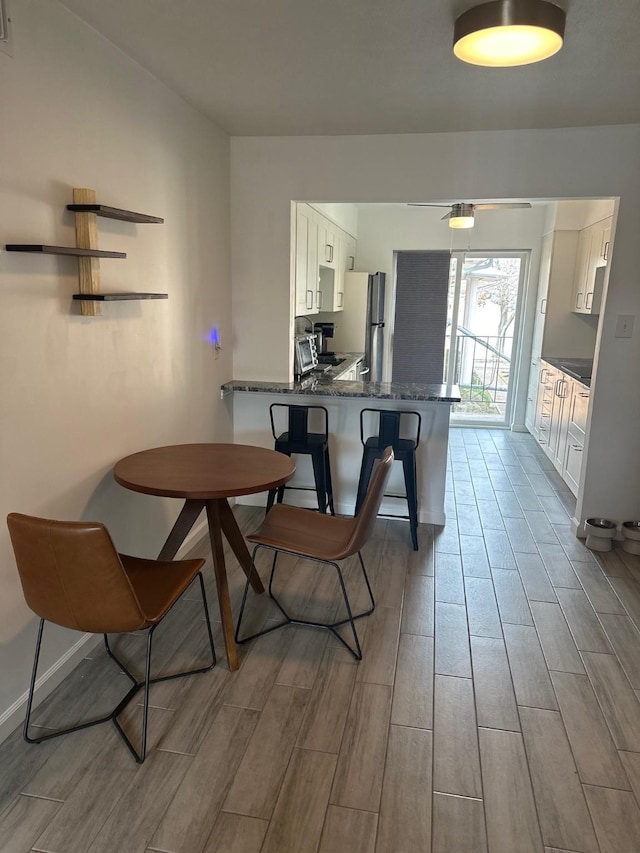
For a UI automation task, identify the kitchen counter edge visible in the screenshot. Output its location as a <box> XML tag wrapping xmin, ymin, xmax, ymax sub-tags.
<box><xmin>221</xmin><ymin>378</ymin><xmax>461</xmax><ymax>403</ymax></box>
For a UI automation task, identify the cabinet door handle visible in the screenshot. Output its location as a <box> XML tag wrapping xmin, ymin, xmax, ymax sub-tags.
<box><xmin>540</xmin><ymin>368</ymin><xmax>550</xmax><ymax>383</ymax></box>
<box><xmin>571</xmin><ymin>445</ymin><xmax>583</xmax><ymax>452</ymax></box>
<box><xmin>359</xmin><ymin>366</ymin><xmax>370</xmax><ymax>375</ymax></box>
<box><xmin>559</xmin><ymin>379</ymin><xmax>569</xmax><ymax>398</ymax></box>
<box><xmin>603</xmin><ymin>240</ymin><xmax>610</xmax><ymax>261</ymax></box>
<box><xmin>579</xmin><ymin>391</ymin><xmax>590</xmax><ymax>397</ymax></box>
<box><xmin>554</xmin><ymin>378</ymin><xmax>562</xmax><ymax>396</ymax></box>
<box><xmin>585</xmin><ymin>292</ymin><xmax>593</xmax><ymax>310</ymax></box>
<box><xmin>306</xmin><ymin>290</ymin><xmax>314</xmax><ymax>310</ymax></box>
<box><xmin>576</xmin><ymin>292</ymin><xmax>583</xmax><ymax>309</ymax></box>
<box><xmin>337</xmin><ymin>291</ymin><xmax>343</xmax><ymax>307</ymax></box>
<box><xmin>347</xmin><ymin>255</ymin><xmax>355</xmax><ymax>271</ymax></box>
<box><xmin>325</xmin><ymin>244</ymin><xmax>333</xmax><ymax>263</ymax></box>
<box><xmin>540</xmin><ymin>298</ymin><xmax>547</xmax><ymax>314</ymax></box>
<box><xmin>316</xmin><ymin>290</ymin><xmax>322</xmax><ymax>309</ymax></box>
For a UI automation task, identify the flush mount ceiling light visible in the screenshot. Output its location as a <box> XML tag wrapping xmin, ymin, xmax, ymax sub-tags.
<box><xmin>453</xmin><ymin>0</ymin><xmax>566</xmax><ymax>67</ymax></box>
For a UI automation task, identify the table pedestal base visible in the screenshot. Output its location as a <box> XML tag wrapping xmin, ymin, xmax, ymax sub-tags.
<box><xmin>158</xmin><ymin>499</ymin><xmax>264</xmax><ymax>670</ymax></box>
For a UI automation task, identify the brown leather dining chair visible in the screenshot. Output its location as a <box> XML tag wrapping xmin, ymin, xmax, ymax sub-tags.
<box><xmin>235</xmin><ymin>447</ymin><xmax>394</xmax><ymax>660</ymax></box>
<box><xmin>6</xmin><ymin>513</ymin><xmax>217</xmax><ymax>763</ymax></box>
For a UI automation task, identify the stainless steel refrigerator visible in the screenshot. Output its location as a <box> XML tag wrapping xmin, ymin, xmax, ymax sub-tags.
<box><xmin>333</xmin><ymin>271</ymin><xmax>386</xmax><ymax>381</ymax></box>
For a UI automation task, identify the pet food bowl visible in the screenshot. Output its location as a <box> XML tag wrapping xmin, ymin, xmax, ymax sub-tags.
<box><xmin>584</xmin><ymin>517</ymin><xmax>616</xmax><ymax>552</ymax></box>
<box><xmin>621</xmin><ymin>521</ymin><xmax>640</xmax><ymax>555</ymax></box>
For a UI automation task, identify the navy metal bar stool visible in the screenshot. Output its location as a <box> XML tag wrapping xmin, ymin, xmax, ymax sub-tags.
<box><xmin>355</xmin><ymin>408</ymin><xmax>421</xmax><ymax>550</ymax></box>
<box><xmin>266</xmin><ymin>403</ymin><xmax>335</xmax><ymax>515</ymax></box>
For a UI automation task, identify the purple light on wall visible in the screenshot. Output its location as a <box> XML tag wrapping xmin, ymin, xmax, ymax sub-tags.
<box><xmin>206</xmin><ymin>326</ymin><xmax>221</xmax><ymax>348</ymax></box>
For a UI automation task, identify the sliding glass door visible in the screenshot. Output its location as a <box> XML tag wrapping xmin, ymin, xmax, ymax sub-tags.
<box><xmin>444</xmin><ymin>252</ymin><xmax>528</xmax><ymax>425</ymax></box>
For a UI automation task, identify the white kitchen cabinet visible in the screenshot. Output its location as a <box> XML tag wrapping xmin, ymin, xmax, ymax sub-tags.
<box><xmin>336</xmin><ymin>357</ymin><xmax>364</xmax><ymax>381</ymax></box>
<box><xmin>343</xmin><ymin>234</ymin><xmax>356</xmax><ymax>274</ymax></box>
<box><xmin>332</xmin><ymin>232</ymin><xmax>357</xmax><ymax>312</ymax></box>
<box><xmin>571</xmin><ymin>216</ymin><xmax>613</xmax><ymax>315</ymax></box>
<box><xmin>549</xmin><ymin>372</ymin><xmax>572</xmax><ymax>473</ymax></box>
<box><xmin>294</xmin><ymin>204</ymin><xmax>356</xmax><ymax>316</ymax></box>
<box><xmin>535</xmin><ymin>359</ymin><xmax>589</xmax><ymax>496</ymax></box>
<box><xmin>562</xmin><ymin>381</ymin><xmax>590</xmax><ymax>496</ymax></box>
<box><xmin>563</xmin><ymin>440</ymin><xmax>584</xmax><ymax>496</ymax></box>
<box><xmin>534</xmin><ymin>362</ymin><xmax>557</xmax><ymax>452</ymax></box>
<box><xmin>295</xmin><ymin>205</ymin><xmax>319</xmax><ymax>315</ymax></box>
<box><xmin>525</xmin><ymin>358</ymin><xmax>540</xmax><ymax>437</ymax></box>
<box><xmin>317</xmin><ymin>219</ymin><xmax>337</xmax><ymax>268</ymax></box>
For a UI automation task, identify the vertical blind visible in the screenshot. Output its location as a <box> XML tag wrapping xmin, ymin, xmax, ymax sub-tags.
<box><xmin>392</xmin><ymin>250</ymin><xmax>451</xmax><ymax>383</ymax></box>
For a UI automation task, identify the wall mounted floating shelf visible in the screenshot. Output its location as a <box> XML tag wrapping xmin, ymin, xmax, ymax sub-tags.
<box><xmin>73</xmin><ymin>293</ymin><xmax>168</xmax><ymax>301</ymax></box>
<box><xmin>6</xmin><ymin>244</ymin><xmax>127</xmax><ymax>258</ymax></box>
<box><xmin>66</xmin><ymin>204</ymin><xmax>164</xmax><ymax>224</ymax></box>
<box><xmin>5</xmin><ymin>188</ymin><xmax>166</xmax><ymax>316</ymax></box>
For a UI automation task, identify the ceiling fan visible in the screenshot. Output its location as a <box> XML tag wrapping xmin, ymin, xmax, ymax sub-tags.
<box><xmin>408</xmin><ymin>201</ymin><xmax>532</xmax><ymax>229</ymax></box>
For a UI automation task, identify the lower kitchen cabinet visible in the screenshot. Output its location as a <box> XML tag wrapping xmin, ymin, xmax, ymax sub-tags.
<box><xmin>563</xmin><ymin>437</ymin><xmax>585</xmax><ymax>495</ymax></box>
<box><xmin>533</xmin><ymin>359</ymin><xmax>589</xmax><ymax>496</ymax></box>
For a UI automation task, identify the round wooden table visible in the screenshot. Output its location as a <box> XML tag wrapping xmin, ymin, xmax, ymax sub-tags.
<box><xmin>114</xmin><ymin>444</ymin><xmax>295</xmax><ymax>670</ymax></box>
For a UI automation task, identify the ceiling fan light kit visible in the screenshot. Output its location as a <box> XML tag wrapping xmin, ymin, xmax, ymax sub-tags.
<box><xmin>448</xmin><ymin>204</ymin><xmax>476</xmax><ymax>229</ymax></box>
<box><xmin>453</xmin><ymin>0</ymin><xmax>566</xmax><ymax>67</ymax></box>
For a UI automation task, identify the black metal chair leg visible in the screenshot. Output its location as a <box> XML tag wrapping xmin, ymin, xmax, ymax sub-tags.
<box><xmin>197</xmin><ymin>572</ymin><xmax>217</xmax><ymax>668</ymax></box>
<box><xmin>402</xmin><ymin>454</ymin><xmax>419</xmax><ymax>551</ymax></box>
<box><xmin>332</xmin><ymin>560</ymin><xmax>362</xmax><ymax>660</ymax></box>
<box><xmin>23</xmin><ymin>619</ymin><xmax>45</xmax><ymax>744</ymax></box>
<box><xmin>311</xmin><ymin>447</ymin><xmax>328</xmax><ymax>513</ymax></box>
<box><xmin>234</xmin><ymin>544</ymin><xmax>375</xmax><ymax>660</ymax></box>
<box><xmin>25</xmin><ymin>575</ymin><xmax>216</xmax><ymax>763</ymax></box>
<box><xmin>265</xmin><ymin>488</ymin><xmax>277</xmax><ymax>513</ymax></box>
<box><xmin>355</xmin><ymin>449</ymin><xmax>377</xmax><ymax>515</ymax></box>
<box><xmin>236</xmin><ymin>546</ymin><xmax>289</xmax><ymax>644</ymax></box>
<box><xmin>324</xmin><ymin>447</ymin><xmax>336</xmax><ymax>516</ymax></box>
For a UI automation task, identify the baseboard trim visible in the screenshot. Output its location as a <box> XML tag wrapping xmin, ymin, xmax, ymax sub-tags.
<box><xmin>0</xmin><ymin>631</ymin><xmax>101</xmax><ymax>745</ymax></box>
<box><xmin>0</xmin><ymin>516</ymin><xmax>210</xmax><ymax>746</ymax></box>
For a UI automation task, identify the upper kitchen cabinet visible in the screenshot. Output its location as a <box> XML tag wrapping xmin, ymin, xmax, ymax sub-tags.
<box><xmin>294</xmin><ymin>203</ymin><xmax>357</xmax><ymax>316</ymax></box>
<box><xmin>317</xmin><ymin>220</ymin><xmax>337</xmax><ymax>268</ymax></box>
<box><xmin>571</xmin><ymin>215</ymin><xmax>613</xmax><ymax>315</ymax></box>
<box><xmin>295</xmin><ymin>204</ymin><xmax>319</xmax><ymax>315</ymax></box>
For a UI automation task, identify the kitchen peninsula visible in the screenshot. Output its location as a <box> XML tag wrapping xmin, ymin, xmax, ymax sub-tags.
<box><xmin>222</xmin><ymin>363</ymin><xmax>460</xmax><ymax>525</ymax></box>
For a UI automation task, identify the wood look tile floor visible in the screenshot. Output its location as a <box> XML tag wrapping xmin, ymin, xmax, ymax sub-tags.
<box><xmin>3</xmin><ymin>428</ymin><xmax>640</xmax><ymax>852</ymax></box>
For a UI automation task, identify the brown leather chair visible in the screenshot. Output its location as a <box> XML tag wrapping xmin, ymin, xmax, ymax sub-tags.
<box><xmin>235</xmin><ymin>447</ymin><xmax>394</xmax><ymax>659</ymax></box>
<box><xmin>6</xmin><ymin>513</ymin><xmax>216</xmax><ymax>763</ymax></box>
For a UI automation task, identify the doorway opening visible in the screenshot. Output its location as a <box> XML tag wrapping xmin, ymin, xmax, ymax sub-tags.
<box><xmin>444</xmin><ymin>252</ymin><xmax>528</xmax><ymax>425</ymax></box>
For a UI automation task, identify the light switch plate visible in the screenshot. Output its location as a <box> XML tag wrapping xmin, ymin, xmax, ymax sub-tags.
<box><xmin>615</xmin><ymin>315</ymin><xmax>634</xmax><ymax>338</ymax></box>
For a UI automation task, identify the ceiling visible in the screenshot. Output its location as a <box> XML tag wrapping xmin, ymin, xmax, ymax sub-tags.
<box><xmin>58</xmin><ymin>0</ymin><xmax>640</xmax><ymax>137</ymax></box>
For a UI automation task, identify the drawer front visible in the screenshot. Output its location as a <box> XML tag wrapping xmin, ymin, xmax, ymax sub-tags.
<box><xmin>564</xmin><ymin>438</ymin><xmax>584</xmax><ymax>496</ymax></box>
<box><xmin>568</xmin><ymin>385</ymin><xmax>590</xmax><ymax>438</ymax></box>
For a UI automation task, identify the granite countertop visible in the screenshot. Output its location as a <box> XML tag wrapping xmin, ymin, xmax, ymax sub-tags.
<box><xmin>542</xmin><ymin>357</ymin><xmax>593</xmax><ymax>388</ymax></box>
<box><xmin>317</xmin><ymin>352</ymin><xmax>364</xmax><ymax>380</ymax></box>
<box><xmin>222</xmin><ymin>351</ymin><xmax>461</xmax><ymax>401</ymax></box>
<box><xmin>222</xmin><ymin>378</ymin><xmax>461</xmax><ymax>402</ymax></box>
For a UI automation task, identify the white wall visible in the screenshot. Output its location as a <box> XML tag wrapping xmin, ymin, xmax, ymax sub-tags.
<box><xmin>308</xmin><ymin>203</ymin><xmax>358</xmax><ymax>236</ymax></box>
<box><xmin>0</xmin><ymin>0</ymin><xmax>231</xmax><ymax>735</ymax></box>
<box><xmin>230</xmin><ymin>126</ymin><xmax>640</xmax><ymax>531</ymax></box>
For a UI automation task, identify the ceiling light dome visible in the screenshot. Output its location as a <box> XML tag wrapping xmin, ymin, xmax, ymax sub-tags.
<box><xmin>449</xmin><ymin>204</ymin><xmax>476</xmax><ymax>229</ymax></box>
<box><xmin>453</xmin><ymin>0</ymin><xmax>566</xmax><ymax>67</ymax></box>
